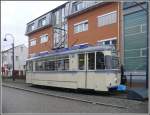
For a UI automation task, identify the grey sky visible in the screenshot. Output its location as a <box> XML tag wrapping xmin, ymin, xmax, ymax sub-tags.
<box><xmin>1</xmin><ymin>1</ymin><xmax>67</xmax><ymax>51</ymax></box>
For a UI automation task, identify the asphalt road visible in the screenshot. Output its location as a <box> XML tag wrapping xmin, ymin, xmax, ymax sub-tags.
<box><xmin>2</xmin><ymin>86</ymin><xmax>130</xmax><ymax>113</ymax></box>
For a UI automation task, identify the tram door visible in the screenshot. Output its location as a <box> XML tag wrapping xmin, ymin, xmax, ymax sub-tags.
<box><xmin>84</xmin><ymin>52</ymin><xmax>95</xmax><ymax>89</ymax></box>
<box><xmin>26</xmin><ymin>61</ymin><xmax>33</xmax><ymax>83</ymax></box>
<box><xmin>85</xmin><ymin>52</ymin><xmax>105</xmax><ymax>89</ymax></box>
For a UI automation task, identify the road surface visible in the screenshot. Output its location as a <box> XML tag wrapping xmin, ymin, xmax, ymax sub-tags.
<box><xmin>2</xmin><ymin>86</ymin><xmax>129</xmax><ymax>113</ymax></box>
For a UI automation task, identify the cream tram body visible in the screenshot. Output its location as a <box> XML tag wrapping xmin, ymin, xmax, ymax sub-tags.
<box><xmin>26</xmin><ymin>46</ymin><xmax>121</xmax><ymax>91</ymax></box>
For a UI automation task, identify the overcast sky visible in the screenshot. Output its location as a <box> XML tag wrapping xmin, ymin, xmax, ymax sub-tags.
<box><xmin>1</xmin><ymin>1</ymin><xmax>67</xmax><ymax>51</ymax></box>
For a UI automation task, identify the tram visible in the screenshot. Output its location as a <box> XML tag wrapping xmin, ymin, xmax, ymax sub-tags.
<box><xmin>26</xmin><ymin>45</ymin><xmax>121</xmax><ymax>91</ymax></box>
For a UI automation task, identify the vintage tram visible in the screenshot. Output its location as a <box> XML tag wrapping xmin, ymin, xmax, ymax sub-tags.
<box><xmin>26</xmin><ymin>45</ymin><xmax>121</xmax><ymax>91</ymax></box>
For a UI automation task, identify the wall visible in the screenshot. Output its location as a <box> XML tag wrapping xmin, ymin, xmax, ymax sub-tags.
<box><xmin>28</xmin><ymin>26</ymin><xmax>53</xmax><ymax>57</ymax></box>
<box><xmin>123</xmin><ymin>2</ymin><xmax>148</xmax><ymax>71</ymax></box>
<box><xmin>68</xmin><ymin>2</ymin><xmax>121</xmax><ymax>50</ymax></box>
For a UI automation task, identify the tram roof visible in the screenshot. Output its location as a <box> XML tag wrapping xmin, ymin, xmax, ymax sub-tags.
<box><xmin>27</xmin><ymin>45</ymin><xmax>115</xmax><ymax>61</ymax></box>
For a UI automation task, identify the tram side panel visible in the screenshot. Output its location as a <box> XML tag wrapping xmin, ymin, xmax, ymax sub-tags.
<box><xmin>26</xmin><ymin>54</ymin><xmax>86</xmax><ymax>89</ymax></box>
<box><xmin>26</xmin><ymin>71</ymin><xmax>32</xmax><ymax>83</ymax></box>
<box><xmin>86</xmin><ymin>72</ymin><xmax>120</xmax><ymax>91</ymax></box>
<box><xmin>95</xmin><ymin>72</ymin><xmax>120</xmax><ymax>91</ymax></box>
<box><xmin>29</xmin><ymin>72</ymin><xmax>86</xmax><ymax>89</ymax></box>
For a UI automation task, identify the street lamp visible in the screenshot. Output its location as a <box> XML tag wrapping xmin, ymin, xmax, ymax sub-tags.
<box><xmin>3</xmin><ymin>33</ymin><xmax>15</xmax><ymax>81</ymax></box>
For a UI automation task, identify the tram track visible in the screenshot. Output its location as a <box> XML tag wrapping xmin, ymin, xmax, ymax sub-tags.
<box><xmin>2</xmin><ymin>83</ymin><xmax>128</xmax><ymax>110</ymax></box>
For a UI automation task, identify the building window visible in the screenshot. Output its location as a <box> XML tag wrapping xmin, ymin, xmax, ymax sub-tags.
<box><xmin>97</xmin><ymin>37</ymin><xmax>117</xmax><ymax>46</ymax></box>
<box><xmin>38</xmin><ymin>17</ymin><xmax>46</xmax><ymax>27</ymax></box>
<box><xmin>11</xmin><ymin>55</ymin><xmax>13</xmax><ymax>61</ymax></box>
<box><xmin>98</xmin><ymin>11</ymin><xmax>117</xmax><ymax>27</ymax></box>
<box><xmin>96</xmin><ymin>52</ymin><xmax>105</xmax><ymax>69</ymax></box>
<box><xmin>111</xmin><ymin>39</ymin><xmax>117</xmax><ymax>45</ymax></box>
<box><xmin>88</xmin><ymin>53</ymin><xmax>95</xmax><ymax>70</ymax></box>
<box><xmin>74</xmin><ymin>20</ymin><xmax>88</xmax><ymax>33</ymax></box>
<box><xmin>16</xmin><ymin>56</ymin><xmax>19</xmax><ymax>61</ymax></box>
<box><xmin>141</xmin><ymin>48</ymin><xmax>147</xmax><ymax>57</ymax></box>
<box><xmin>62</xmin><ymin>8</ymin><xmax>65</xmax><ymax>22</ymax></box>
<box><xmin>78</xmin><ymin>54</ymin><xmax>85</xmax><ymax>70</ymax></box>
<box><xmin>30</xmin><ymin>39</ymin><xmax>36</xmax><ymax>46</ymax></box>
<box><xmin>55</xmin><ymin>10</ymin><xmax>60</xmax><ymax>25</ymax></box>
<box><xmin>20</xmin><ymin>46</ymin><xmax>23</xmax><ymax>52</ymax></box>
<box><xmin>40</xmin><ymin>34</ymin><xmax>48</xmax><ymax>43</ymax></box>
<box><xmin>73</xmin><ymin>2</ymin><xmax>87</xmax><ymax>12</ymax></box>
<box><xmin>105</xmin><ymin>41</ymin><xmax>110</xmax><ymax>45</ymax></box>
<box><xmin>28</xmin><ymin>23</ymin><xmax>34</xmax><ymax>32</ymax></box>
<box><xmin>30</xmin><ymin>53</ymin><xmax>36</xmax><ymax>57</ymax></box>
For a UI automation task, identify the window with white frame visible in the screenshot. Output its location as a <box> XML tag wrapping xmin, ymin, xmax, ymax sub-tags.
<box><xmin>40</xmin><ymin>34</ymin><xmax>48</xmax><ymax>43</ymax></box>
<box><xmin>62</xmin><ymin>8</ymin><xmax>65</xmax><ymax>22</ymax></box>
<box><xmin>28</xmin><ymin>23</ymin><xmax>35</xmax><ymax>32</ymax></box>
<box><xmin>73</xmin><ymin>2</ymin><xmax>84</xmax><ymax>12</ymax></box>
<box><xmin>38</xmin><ymin>17</ymin><xmax>46</xmax><ymax>27</ymax></box>
<box><xmin>30</xmin><ymin>39</ymin><xmax>36</xmax><ymax>46</ymax></box>
<box><xmin>97</xmin><ymin>37</ymin><xmax>117</xmax><ymax>46</ymax></box>
<box><xmin>55</xmin><ymin>11</ymin><xmax>60</xmax><ymax>25</ymax></box>
<box><xmin>72</xmin><ymin>1</ymin><xmax>95</xmax><ymax>12</ymax></box>
<box><xmin>74</xmin><ymin>20</ymin><xmax>88</xmax><ymax>33</ymax></box>
<box><xmin>98</xmin><ymin>11</ymin><xmax>117</xmax><ymax>27</ymax></box>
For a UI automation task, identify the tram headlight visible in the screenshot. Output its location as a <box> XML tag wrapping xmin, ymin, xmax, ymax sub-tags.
<box><xmin>114</xmin><ymin>78</ymin><xmax>117</xmax><ymax>83</ymax></box>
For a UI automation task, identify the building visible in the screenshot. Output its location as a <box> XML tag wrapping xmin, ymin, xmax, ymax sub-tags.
<box><xmin>1</xmin><ymin>44</ymin><xmax>28</xmax><ymax>78</ymax></box>
<box><xmin>25</xmin><ymin>1</ymin><xmax>121</xmax><ymax>58</ymax></box>
<box><xmin>25</xmin><ymin>1</ymin><xmax>149</xmax><ymax>88</ymax></box>
<box><xmin>68</xmin><ymin>2</ymin><xmax>121</xmax><ymax>50</ymax></box>
<box><xmin>123</xmin><ymin>2</ymin><xmax>148</xmax><ymax>72</ymax></box>
<box><xmin>25</xmin><ymin>2</ymin><xmax>70</xmax><ymax>58</ymax></box>
<box><xmin>123</xmin><ymin>2</ymin><xmax>149</xmax><ymax>88</ymax></box>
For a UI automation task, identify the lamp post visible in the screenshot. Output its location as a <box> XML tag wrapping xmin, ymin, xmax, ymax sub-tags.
<box><xmin>3</xmin><ymin>33</ymin><xmax>15</xmax><ymax>81</ymax></box>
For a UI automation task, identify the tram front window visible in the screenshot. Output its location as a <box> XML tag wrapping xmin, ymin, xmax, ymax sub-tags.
<box><xmin>88</xmin><ymin>53</ymin><xmax>95</xmax><ymax>70</ymax></box>
<box><xmin>26</xmin><ymin>61</ymin><xmax>33</xmax><ymax>71</ymax></box>
<box><xmin>112</xmin><ymin>56</ymin><xmax>119</xmax><ymax>69</ymax></box>
<box><xmin>96</xmin><ymin>52</ymin><xmax>105</xmax><ymax>69</ymax></box>
<box><xmin>78</xmin><ymin>54</ymin><xmax>85</xmax><ymax>70</ymax></box>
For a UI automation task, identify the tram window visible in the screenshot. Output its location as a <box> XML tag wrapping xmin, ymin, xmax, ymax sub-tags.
<box><xmin>57</xmin><ymin>60</ymin><xmax>64</xmax><ymax>70</ymax></box>
<box><xmin>54</xmin><ymin>61</ymin><xmax>58</xmax><ymax>70</ymax></box>
<box><xmin>88</xmin><ymin>53</ymin><xmax>95</xmax><ymax>70</ymax></box>
<box><xmin>64</xmin><ymin>59</ymin><xmax>69</xmax><ymax>70</ymax></box>
<box><xmin>96</xmin><ymin>52</ymin><xmax>105</xmax><ymax>69</ymax></box>
<box><xmin>45</xmin><ymin>61</ymin><xmax>50</xmax><ymax>71</ymax></box>
<box><xmin>45</xmin><ymin>61</ymin><xmax>55</xmax><ymax>71</ymax></box>
<box><xmin>105</xmin><ymin>55</ymin><xmax>112</xmax><ymax>69</ymax></box>
<box><xmin>27</xmin><ymin>61</ymin><xmax>33</xmax><ymax>71</ymax></box>
<box><xmin>35</xmin><ymin>61</ymin><xmax>45</xmax><ymax>71</ymax></box>
<box><xmin>78</xmin><ymin>54</ymin><xmax>85</xmax><ymax>70</ymax></box>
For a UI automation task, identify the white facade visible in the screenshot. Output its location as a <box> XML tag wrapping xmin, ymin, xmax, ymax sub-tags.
<box><xmin>1</xmin><ymin>44</ymin><xmax>28</xmax><ymax>76</ymax></box>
